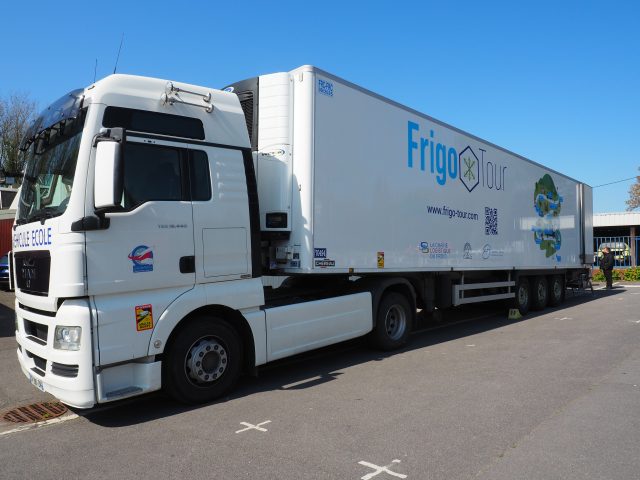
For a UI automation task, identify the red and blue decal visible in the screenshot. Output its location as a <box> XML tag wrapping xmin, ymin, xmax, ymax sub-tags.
<box><xmin>128</xmin><ymin>245</ymin><xmax>154</xmax><ymax>273</ymax></box>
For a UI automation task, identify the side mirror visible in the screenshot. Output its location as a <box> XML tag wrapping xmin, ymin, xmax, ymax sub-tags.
<box><xmin>94</xmin><ymin>137</ymin><xmax>124</xmax><ymax>210</ymax></box>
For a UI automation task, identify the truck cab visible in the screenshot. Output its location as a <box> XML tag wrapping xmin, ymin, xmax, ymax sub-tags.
<box><xmin>13</xmin><ymin>76</ymin><xmax>265</xmax><ymax>407</ymax></box>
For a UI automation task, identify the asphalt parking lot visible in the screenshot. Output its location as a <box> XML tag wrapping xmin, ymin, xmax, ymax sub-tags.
<box><xmin>1</xmin><ymin>284</ymin><xmax>639</xmax><ymax>480</ymax></box>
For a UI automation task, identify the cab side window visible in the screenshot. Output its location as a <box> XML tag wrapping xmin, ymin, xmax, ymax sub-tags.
<box><xmin>121</xmin><ymin>143</ymin><xmax>211</xmax><ymax>209</ymax></box>
<box><xmin>123</xmin><ymin>143</ymin><xmax>183</xmax><ymax>209</ymax></box>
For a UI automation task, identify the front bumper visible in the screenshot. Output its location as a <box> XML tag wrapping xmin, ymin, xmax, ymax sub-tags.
<box><xmin>15</xmin><ymin>298</ymin><xmax>95</xmax><ymax>409</ymax></box>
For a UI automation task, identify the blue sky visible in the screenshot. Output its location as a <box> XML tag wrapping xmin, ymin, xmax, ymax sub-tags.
<box><xmin>1</xmin><ymin>0</ymin><xmax>638</xmax><ymax>212</ymax></box>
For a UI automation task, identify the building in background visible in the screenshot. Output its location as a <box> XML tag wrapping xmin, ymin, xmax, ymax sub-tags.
<box><xmin>593</xmin><ymin>212</ymin><xmax>640</xmax><ymax>268</ymax></box>
<box><xmin>0</xmin><ymin>187</ymin><xmax>18</xmax><ymax>255</ymax></box>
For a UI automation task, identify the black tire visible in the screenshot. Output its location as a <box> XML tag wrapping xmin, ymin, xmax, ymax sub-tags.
<box><xmin>532</xmin><ymin>276</ymin><xmax>549</xmax><ymax>311</ymax></box>
<box><xmin>164</xmin><ymin>317</ymin><xmax>243</xmax><ymax>404</ymax></box>
<box><xmin>548</xmin><ymin>275</ymin><xmax>564</xmax><ymax>306</ymax></box>
<box><xmin>513</xmin><ymin>277</ymin><xmax>531</xmax><ymax>315</ymax></box>
<box><xmin>370</xmin><ymin>291</ymin><xmax>413</xmax><ymax>350</ymax></box>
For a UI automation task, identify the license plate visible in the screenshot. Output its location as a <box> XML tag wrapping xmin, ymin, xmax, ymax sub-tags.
<box><xmin>29</xmin><ymin>373</ymin><xmax>45</xmax><ymax>392</ymax></box>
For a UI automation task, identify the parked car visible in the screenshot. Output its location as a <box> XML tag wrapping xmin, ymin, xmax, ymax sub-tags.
<box><xmin>596</xmin><ymin>242</ymin><xmax>631</xmax><ymax>263</ymax></box>
<box><xmin>0</xmin><ymin>253</ymin><xmax>10</xmax><ymax>289</ymax></box>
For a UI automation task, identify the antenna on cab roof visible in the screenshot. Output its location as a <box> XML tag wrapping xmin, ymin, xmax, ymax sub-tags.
<box><xmin>113</xmin><ymin>33</ymin><xmax>124</xmax><ymax>74</ymax></box>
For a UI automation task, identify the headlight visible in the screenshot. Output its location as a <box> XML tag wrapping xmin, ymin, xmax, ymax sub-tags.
<box><xmin>54</xmin><ymin>326</ymin><xmax>82</xmax><ymax>351</ymax></box>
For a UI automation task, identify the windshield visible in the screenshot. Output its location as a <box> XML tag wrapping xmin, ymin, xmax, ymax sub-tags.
<box><xmin>17</xmin><ymin>111</ymin><xmax>86</xmax><ymax>224</ymax></box>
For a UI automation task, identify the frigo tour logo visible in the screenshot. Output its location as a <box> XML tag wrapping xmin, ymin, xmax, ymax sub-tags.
<box><xmin>407</xmin><ymin>121</ymin><xmax>508</xmax><ymax>192</ymax></box>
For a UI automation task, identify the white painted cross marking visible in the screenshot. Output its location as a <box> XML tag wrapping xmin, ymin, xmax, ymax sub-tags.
<box><xmin>466</xmin><ymin>344</ymin><xmax>476</xmax><ymax>347</ymax></box>
<box><xmin>554</xmin><ymin>317</ymin><xmax>572</xmax><ymax>321</ymax></box>
<box><xmin>358</xmin><ymin>459</ymin><xmax>407</xmax><ymax>480</ymax></box>
<box><xmin>235</xmin><ymin>420</ymin><xmax>271</xmax><ymax>434</ymax></box>
<box><xmin>634</xmin><ymin>320</ymin><xmax>640</xmax><ymax>324</ymax></box>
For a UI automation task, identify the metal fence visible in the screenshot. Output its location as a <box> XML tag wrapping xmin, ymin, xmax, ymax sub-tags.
<box><xmin>593</xmin><ymin>236</ymin><xmax>640</xmax><ymax>268</ymax></box>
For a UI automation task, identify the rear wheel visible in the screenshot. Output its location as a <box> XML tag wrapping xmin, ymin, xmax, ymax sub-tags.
<box><xmin>532</xmin><ymin>276</ymin><xmax>549</xmax><ymax>311</ymax></box>
<box><xmin>513</xmin><ymin>277</ymin><xmax>531</xmax><ymax>315</ymax></box>
<box><xmin>548</xmin><ymin>275</ymin><xmax>564</xmax><ymax>306</ymax></box>
<box><xmin>370</xmin><ymin>291</ymin><xmax>413</xmax><ymax>350</ymax></box>
<box><xmin>164</xmin><ymin>317</ymin><xmax>242</xmax><ymax>404</ymax></box>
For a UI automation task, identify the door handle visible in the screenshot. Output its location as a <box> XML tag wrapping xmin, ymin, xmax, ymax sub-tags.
<box><xmin>179</xmin><ymin>256</ymin><xmax>195</xmax><ymax>274</ymax></box>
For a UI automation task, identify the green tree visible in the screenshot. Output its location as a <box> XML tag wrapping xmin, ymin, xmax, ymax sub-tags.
<box><xmin>627</xmin><ymin>167</ymin><xmax>640</xmax><ymax>211</ymax></box>
<box><xmin>0</xmin><ymin>93</ymin><xmax>37</xmax><ymax>180</ymax></box>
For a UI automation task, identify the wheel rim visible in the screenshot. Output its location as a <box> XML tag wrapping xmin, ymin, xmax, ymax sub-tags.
<box><xmin>553</xmin><ymin>280</ymin><xmax>562</xmax><ymax>299</ymax></box>
<box><xmin>185</xmin><ymin>336</ymin><xmax>228</xmax><ymax>385</ymax></box>
<box><xmin>537</xmin><ymin>282</ymin><xmax>547</xmax><ymax>303</ymax></box>
<box><xmin>518</xmin><ymin>285</ymin><xmax>528</xmax><ymax>306</ymax></box>
<box><xmin>384</xmin><ymin>304</ymin><xmax>407</xmax><ymax>341</ymax></box>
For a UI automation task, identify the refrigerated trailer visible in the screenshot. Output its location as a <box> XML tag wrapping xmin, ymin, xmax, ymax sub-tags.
<box><xmin>13</xmin><ymin>66</ymin><xmax>593</xmax><ymax>408</ymax></box>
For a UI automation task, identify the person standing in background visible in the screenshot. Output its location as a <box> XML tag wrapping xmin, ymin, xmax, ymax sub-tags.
<box><xmin>601</xmin><ymin>246</ymin><xmax>614</xmax><ymax>289</ymax></box>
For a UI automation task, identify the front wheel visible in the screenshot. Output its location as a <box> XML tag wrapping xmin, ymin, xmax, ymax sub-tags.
<box><xmin>164</xmin><ymin>317</ymin><xmax>242</xmax><ymax>404</ymax></box>
<box><xmin>370</xmin><ymin>291</ymin><xmax>413</xmax><ymax>350</ymax></box>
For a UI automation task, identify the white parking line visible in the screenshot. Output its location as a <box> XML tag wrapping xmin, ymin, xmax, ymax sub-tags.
<box><xmin>595</xmin><ymin>283</ymin><xmax>640</xmax><ymax>291</ymax></box>
<box><xmin>282</xmin><ymin>376</ymin><xmax>323</xmax><ymax>389</ymax></box>
<box><xmin>0</xmin><ymin>412</ymin><xmax>78</xmax><ymax>436</ymax></box>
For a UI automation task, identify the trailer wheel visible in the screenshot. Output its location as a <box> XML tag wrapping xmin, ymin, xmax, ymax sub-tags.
<box><xmin>513</xmin><ymin>277</ymin><xmax>531</xmax><ymax>315</ymax></box>
<box><xmin>532</xmin><ymin>276</ymin><xmax>549</xmax><ymax>311</ymax></box>
<box><xmin>164</xmin><ymin>317</ymin><xmax>242</xmax><ymax>404</ymax></box>
<box><xmin>371</xmin><ymin>291</ymin><xmax>413</xmax><ymax>350</ymax></box>
<box><xmin>548</xmin><ymin>276</ymin><xmax>564</xmax><ymax>306</ymax></box>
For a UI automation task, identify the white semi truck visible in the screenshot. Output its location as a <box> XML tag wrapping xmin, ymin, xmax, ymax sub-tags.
<box><xmin>13</xmin><ymin>66</ymin><xmax>593</xmax><ymax>408</ymax></box>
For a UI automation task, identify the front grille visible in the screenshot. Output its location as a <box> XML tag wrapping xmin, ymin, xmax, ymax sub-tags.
<box><xmin>26</xmin><ymin>350</ymin><xmax>46</xmax><ymax>375</ymax></box>
<box><xmin>14</xmin><ymin>251</ymin><xmax>51</xmax><ymax>296</ymax></box>
<box><xmin>51</xmin><ymin>362</ymin><xmax>79</xmax><ymax>378</ymax></box>
<box><xmin>19</xmin><ymin>303</ymin><xmax>56</xmax><ymax>317</ymax></box>
<box><xmin>24</xmin><ymin>319</ymin><xmax>48</xmax><ymax>345</ymax></box>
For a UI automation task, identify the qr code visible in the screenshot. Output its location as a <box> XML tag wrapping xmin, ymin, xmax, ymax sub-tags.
<box><xmin>318</xmin><ymin>79</ymin><xmax>334</xmax><ymax>97</ymax></box>
<box><xmin>485</xmin><ymin>207</ymin><xmax>498</xmax><ymax>235</ymax></box>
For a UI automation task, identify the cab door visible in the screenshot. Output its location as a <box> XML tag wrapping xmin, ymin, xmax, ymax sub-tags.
<box><xmin>86</xmin><ymin>137</ymin><xmax>196</xmax><ymax>365</ymax></box>
<box><xmin>191</xmin><ymin>145</ymin><xmax>252</xmax><ymax>283</ymax></box>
